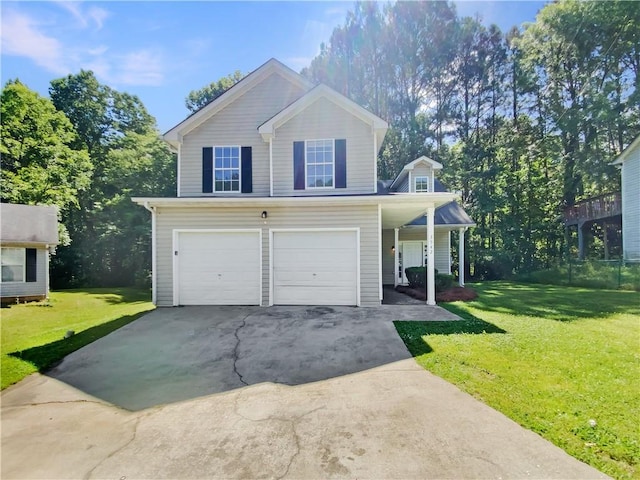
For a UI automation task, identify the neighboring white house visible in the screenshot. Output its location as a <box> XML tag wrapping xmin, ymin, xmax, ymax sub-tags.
<box><xmin>133</xmin><ymin>59</ymin><xmax>473</xmax><ymax>307</ymax></box>
<box><xmin>0</xmin><ymin>204</ymin><xmax>59</xmax><ymax>303</ymax></box>
<box><xmin>611</xmin><ymin>134</ymin><xmax>640</xmax><ymax>261</ymax></box>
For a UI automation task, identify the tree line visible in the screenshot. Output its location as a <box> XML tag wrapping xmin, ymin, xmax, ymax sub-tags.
<box><xmin>1</xmin><ymin>0</ymin><xmax>638</xmax><ymax>287</ymax></box>
<box><xmin>1</xmin><ymin>73</ymin><xmax>175</xmax><ymax>288</ymax></box>
<box><xmin>303</xmin><ymin>0</ymin><xmax>639</xmax><ymax>276</ymax></box>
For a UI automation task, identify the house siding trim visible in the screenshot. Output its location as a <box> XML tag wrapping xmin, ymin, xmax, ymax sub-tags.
<box><xmin>258</xmin><ymin>84</ymin><xmax>387</xmax><ymax>142</ymax></box>
<box><xmin>269</xmin><ymin>227</ymin><xmax>361</xmax><ymax>307</ymax></box>
<box><xmin>171</xmin><ymin>228</ymin><xmax>263</xmax><ymax>306</ymax></box>
<box><xmin>165</xmin><ymin>59</ymin><xmax>313</xmax><ymax>149</ymax></box>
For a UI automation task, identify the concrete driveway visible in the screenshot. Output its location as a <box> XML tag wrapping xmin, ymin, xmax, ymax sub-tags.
<box><xmin>1</xmin><ymin>305</ymin><xmax>607</xmax><ymax>479</ymax></box>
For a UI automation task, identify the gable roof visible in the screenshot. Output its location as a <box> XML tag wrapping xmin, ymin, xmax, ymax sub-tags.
<box><xmin>408</xmin><ymin>201</ymin><xmax>476</xmax><ymax>227</ymax></box>
<box><xmin>258</xmin><ymin>84</ymin><xmax>388</xmax><ymax>144</ymax></box>
<box><xmin>163</xmin><ymin>58</ymin><xmax>314</xmax><ymax>150</ymax></box>
<box><xmin>389</xmin><ymin>156</ymin><xmax>444</xmax><ymax>190</ymax></box>
<box><xmin>0</xmin><ymin>204</ymin><xmax>59</xmax><ymax>246</ymax></box>
<box><xmin>611</xmin><ymin>134</ymin><xmax>640</xmax><ymax>165</ymax></box>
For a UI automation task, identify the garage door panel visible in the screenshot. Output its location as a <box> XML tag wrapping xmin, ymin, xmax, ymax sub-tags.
<box><xmin>275</xmin><ymin>286</ymin><xmax>356</xmax><ymax>305</ymax></box>
<box><xmin>273</xmin><ymin>231</ymin><xmax>358</xmax><ymax>306</ymax></box>
<box><xmin>176</xmin><ymin>231</ymin><xmax>260</xmax><ymax>306</ymax></box>
<box><xmin>274</xmin><ymin>231</ymin><xmax>353</xmax><ymax>250</ymax></box>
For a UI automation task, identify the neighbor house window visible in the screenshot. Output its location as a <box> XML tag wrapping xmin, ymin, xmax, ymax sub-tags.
<box><xmin>214</xmin><ymin>146</ymin><xmax>240</xmax><ymax>192</ymax></box>
<box><xmin>306</xmin><ymin>139</ymin><xmax>334</xmax><ymax>188</ymax></box>
<box><xmin>1</xmin><ymin>248</ymin><xmax>24</xmax><ymax>282</ymax></box>
<box><xmin>415</xmin><ymin>176</ymin><xmax>429</xmax><ymax>192</ymax></box>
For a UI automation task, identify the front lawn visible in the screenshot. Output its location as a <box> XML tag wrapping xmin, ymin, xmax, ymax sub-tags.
<box><xmin>395</xmin><ymin>281</ymin><xmax>640</xmax><ymax>480</ymax></box>
<box><xmin>1</xmin><ymin>288</ymin><xmax>154</xmax><ymax>389</ymax></box>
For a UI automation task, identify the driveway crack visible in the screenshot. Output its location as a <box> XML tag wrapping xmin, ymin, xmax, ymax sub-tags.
<box><xmin>232</xmin><ymin>313</ymin><xmax>252</xmax><ymax>386</ymax></box>
<box><xmin>83</xmin><ymin>415</ymin><xmax>142</xmax><ymax>479</ymax></box>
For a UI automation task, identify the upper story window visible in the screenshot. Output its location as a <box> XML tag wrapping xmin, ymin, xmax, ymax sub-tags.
<box><xmin>214</xmin><ymin>146</ymin><xmax>240</xmax><ymax>192</ymax></box>
<box><xmin>306</xmin><ymin>139</ymin><xmax>334</xmax><ymax>188</ymax></box>
<box><xmin>1</xmin><ymin>248</ymin><xmax>25</xmax><ymax>282</ymax></box>
<box><xmin>414</xmin><ymin>176</ymin><xmax>429</xmax><ymax>193</ymax></box>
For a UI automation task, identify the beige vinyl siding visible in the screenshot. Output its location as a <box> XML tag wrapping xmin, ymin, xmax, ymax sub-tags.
<box><xmin>621</xmin><ymin>147</ymin><xmax>640</xmax><ymax>260</ymax></box>
<box><xmin>272</xmin><ymin>98</ymin><xmax>375</xmax><ymax>196</ymax></box>
<box><xmin>411</xmin><ymin>165</ymin><xmax>434</xmax><ymax>192</ymax></box>
<box><xmin>397</xmin><ymin>228</ymin><xmax>451</xmax><ymax>274</ymax></box>
<box><xmin>179</xmin><ymin>72</ymin><xmax>306</xmax><ymax>197</ymax></box>
<box><xmin>154</xmin><ymin>204</ymin><xmax>380</xmax><ymax>307</ymax></box>
<box><xmin>382</xmin><ymin>229</ymin><xmax>396</xmax><ymax>284</ymax></box>
<box><xmin>0</xmin><ymin>247</ymin><xmax>47</xmax><ymax>299</ymax></box>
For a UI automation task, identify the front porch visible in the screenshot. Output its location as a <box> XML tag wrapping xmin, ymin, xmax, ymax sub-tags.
<box><xmin>380</xmin><ymin>199</ymin><xmax>474</xmax><ymax>305</ymax></box>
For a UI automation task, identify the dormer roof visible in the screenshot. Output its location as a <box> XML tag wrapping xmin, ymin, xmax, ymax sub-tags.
<box><xmin>163</xmin><ymin>58</ymin><xmax>314</xmax><ymax>150</ymax></box>
<box><xmin>389</xmin><ymin>156</ymin><xmax>443</xmax><ymax>190</ymax></box>
<box><xmin>258</xmin><ymin>84</ymin><xmax>388</xmax><ymax>147</ymax></box>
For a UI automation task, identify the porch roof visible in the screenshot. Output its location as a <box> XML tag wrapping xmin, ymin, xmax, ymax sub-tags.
<box><xmin>132</xmin><ymin>193</ymin><xmax>458</xmax><ymax>230</ymax></box>
<box><xmin>406</xmin><ymin>201</ymin><xmax>476</xmax><ymax>228</ymax></box>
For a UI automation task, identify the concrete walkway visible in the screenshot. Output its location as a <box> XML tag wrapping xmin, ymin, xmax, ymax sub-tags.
<box><xmin>1</xmin><ymin>306</ymin><xmax>608</xmax><ymax>479</ymax></box>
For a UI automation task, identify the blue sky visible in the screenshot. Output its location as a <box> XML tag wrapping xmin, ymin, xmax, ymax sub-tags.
<box><xmin>1</xmin><ymin>1</ymin><xmax>547</xmax><ymax>133</ymax></box>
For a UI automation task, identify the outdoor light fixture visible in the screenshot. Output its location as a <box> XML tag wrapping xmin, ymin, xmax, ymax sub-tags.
<box><xmin>391</xmin><ymin>245</ymin><xmax>395</xmax><ymax>253</ymax></box>
<box><xmin>261</xmin><ymin>211</ymin><xmax>268</xmax><ymax>219</ymax></box>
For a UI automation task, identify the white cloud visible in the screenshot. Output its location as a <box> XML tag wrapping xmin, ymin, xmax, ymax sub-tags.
<box><xmin>1</xmin><ymin>6</ymin><xmax>165</xmax><ymax>87</ymax></box>
<box><xmin>55</xmin><ymin>1</ymin><xmax>110</xmax><ymax>30</ymax></box>
<box><xmin>112</xmin><ymin>50</ymin><xmax>164</xmax><ymax>86</ymax></box>
<box><xmin>0</xmin><ymin>10</ymin><xmax>68</xmax><ymax>74</ymax></box>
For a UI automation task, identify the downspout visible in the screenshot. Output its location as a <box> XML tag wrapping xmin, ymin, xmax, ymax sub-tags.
<box><xmin>143</xmin><ymin>201</ymin><xmax>157</xmax><ymax>305</ymax></box>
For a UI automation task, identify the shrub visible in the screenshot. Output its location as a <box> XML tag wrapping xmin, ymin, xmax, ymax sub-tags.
<box><xmin>473</xmin><ymin>251</ymin><xmax>515</xmax><ymax>280</ymax></box>
<box><xmin>405</xmin><ymin>266</ymin><xmax>427</xmax><ymax>289</ymax></box>
<box><xmin>436</xmin><ymin>273</ymin><xmax>455</xmax><ymax>291</ymax></box>
<box><xmin>404</xmin><ymin>267</ymin><xmax>454</xmax><ymax>292</ymax></box>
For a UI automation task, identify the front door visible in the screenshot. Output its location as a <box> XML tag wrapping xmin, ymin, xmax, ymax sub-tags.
<box><xmin>402</xmin><ymin>241</ymin><xmax>424</xmax><ymax>284</ymax></box>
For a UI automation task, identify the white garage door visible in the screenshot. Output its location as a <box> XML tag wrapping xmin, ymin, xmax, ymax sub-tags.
<box><xmin>272</xmin><ymin>230</ymin><xmax>358</xmax><ymax>306</ymax></box>
<box><xmin>175</xmin><ymin>230</ymin><xmax>261</xmax><ymax>305</ymax></box>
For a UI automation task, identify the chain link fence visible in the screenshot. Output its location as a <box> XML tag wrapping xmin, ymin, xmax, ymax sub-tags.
<box><xmin>518</xmin><ymin>259</ymin><xmax>640</xmax><ymax>291</ymax></box>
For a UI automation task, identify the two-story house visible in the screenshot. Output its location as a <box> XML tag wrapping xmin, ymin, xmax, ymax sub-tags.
<box><xmin>133</xmin><ymin>59</ymin><xmax>474</xmax><ymax>307</ymax></box>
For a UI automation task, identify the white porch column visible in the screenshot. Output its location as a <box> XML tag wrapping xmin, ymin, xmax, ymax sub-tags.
<box><xmin>394</xmin><ymin>228</ymin><xmax>399</xmax><ymax>286</ymax></box>
<box><xmin>426</xmin><ymin>207</ymin><xmax>435</xmax><ymax>305</ymax></box>
<box><xmin>458</xmin><ymin>227</ymin><xmax>466</xmax><ymax>287</ymax></box>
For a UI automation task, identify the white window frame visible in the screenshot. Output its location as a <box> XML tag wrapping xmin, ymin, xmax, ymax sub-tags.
<box><xmin>1</xmin><ymin>247</ymin><xmax>25</xmax><ymax>283</ymax></box>
<box><xmin>305</xmin><ymin>139</ymin><xmax>335</xmax><ymax>189</ymax></box>
<box><xmin>213</xmin><ymin>145</ymin><xmax>241</xmax><ymax>193</ymax></box>
<box><xmin>414</xmin><ymin>175</ymin><xmax>429</xmax><ymax>193</ymax></box>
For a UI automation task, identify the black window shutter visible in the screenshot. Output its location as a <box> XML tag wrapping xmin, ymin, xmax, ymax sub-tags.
<box><xmin>293</xmin><ymin>141</ymin><xmax>305</xmax><ymax>190</ymax></box>
<box><xmin>241</xmin><ymin>147</ymin><xmax>252</xmax><ymax>193</ymax></box>
<box><xmin>202</xmin><ymin>147</ymin><xmax>213</xmax><ymax>193</ymax></box>
<box><xmin>335</xmin><ymin>139</ymin><xmax>347</xmax><ymax>188</ymax></box>
<box><xmin>25</xmin><ymin>248</ymin><xmax>37</xmax><ymax>283</ymax></box>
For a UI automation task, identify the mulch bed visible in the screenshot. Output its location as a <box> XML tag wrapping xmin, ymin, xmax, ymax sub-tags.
<box><xmin>396</xmin><ymin>284</ymin><xmax>478</xmax><ymax>302</ymax></box>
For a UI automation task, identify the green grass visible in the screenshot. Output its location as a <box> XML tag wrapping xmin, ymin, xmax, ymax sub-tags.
<box><xmin>395</xmin><ymin>281</ymin><xmax>640</xmax><ymax>480</ymax></box>
<box><xmin>1</xmin><ymin>288</ymin><xmax>154</xmax><ymax>389</ymax></box>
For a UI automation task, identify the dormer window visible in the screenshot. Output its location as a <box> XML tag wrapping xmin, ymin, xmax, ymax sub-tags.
<box><xmin>306</xmin><ymin>139</ymin><xmax>334</xmax><ymax>188</ymax></box>
<box><xmin>214</xmin><ymin>146</ymin><xmax>240</xmax><ymax>192</ymax></box>
<box><xmin>415</xmin><ymin>176</ymin><xmax>429</xmax><ymax>192</ymax></box>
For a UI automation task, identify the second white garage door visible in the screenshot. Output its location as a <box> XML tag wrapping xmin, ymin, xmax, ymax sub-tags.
<box><xmin>174</xmin><ymin>230</ymin><xmax>261</xmax><ymax>305</ymax></box>
<box><xmin>272</xmin><ymin>230</ymin><xmax>358</xmax><ymax>306</ymax></box>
